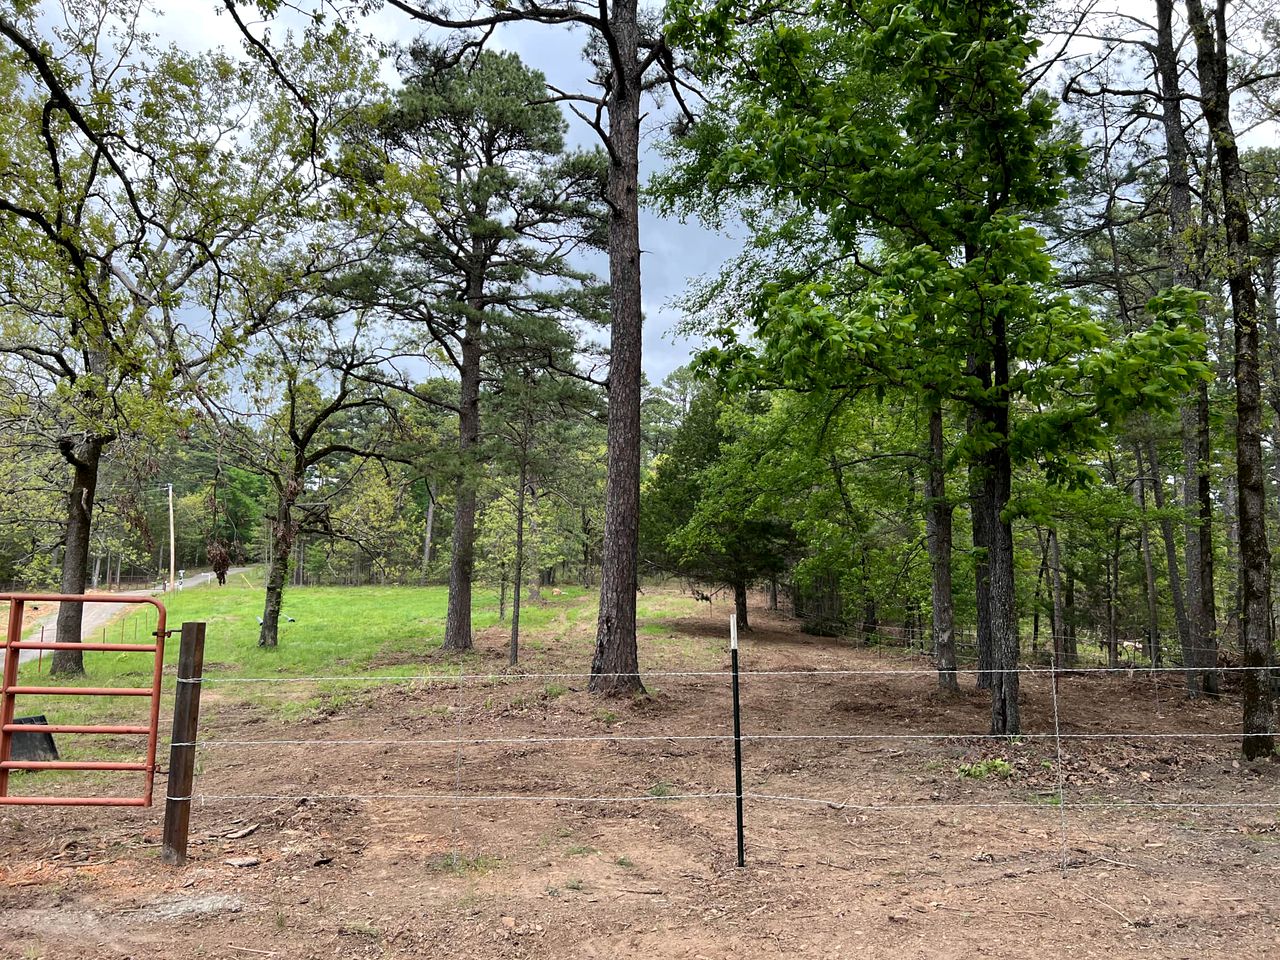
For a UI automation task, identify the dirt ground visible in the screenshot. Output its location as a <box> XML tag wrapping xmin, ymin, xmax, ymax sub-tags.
<box><xmin>2</xmin><ymin>597</ymin><xmax>1278</xmax><ymax>959</ymax></box>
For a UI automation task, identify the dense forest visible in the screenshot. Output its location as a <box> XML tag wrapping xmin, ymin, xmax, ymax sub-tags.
<box><xmin>1</xmin><ymin>0</ymin><xmax>1277</xmax><ymax>749</ymax></box>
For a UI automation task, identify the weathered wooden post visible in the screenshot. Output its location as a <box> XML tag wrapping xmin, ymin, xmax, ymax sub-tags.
<box><xmin>163</xmin><ymin>621</ymin><xmax>205</xmax><ymax>866</ymax></box>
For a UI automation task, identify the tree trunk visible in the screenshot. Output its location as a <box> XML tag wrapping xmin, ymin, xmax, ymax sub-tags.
<box><xmin>258</xmin><ymin>484</ymin><xmax>299</xmax><ymax>648</ymax></box>
<box><xmin>987</xmin><ymin>464</ymin><xmax>1018</xmax><ymax>733</ymax></box>
<box><xmin>1146</xmin><ymin>439</ymin><xmax>1194</xmax><ymax>681</ymax></box>
<box><xmin>1195</xmin><ymin>388</ymin><xmax>1220</xmax><ymax>694</ymax></box>
<box><xmin>580</xmin><ymin>523</ymin><xmax>594</xmax><ymax>588</ymax></box>
<box><xmin>444</xmin><ymin>310</ymin><xmax>483</xmax><ymax>652</ymax></box>
<box><xmin>1185</xmin><ymin>0</ymin><xmax>1274</xmax><ymax>757</ymax></box>
<box><xmin>1157</xmin><ymin>0</ymin><xmax>1214</xmax><ymax>697</ymax></box>
<box><xmin>860</xmin><ymin>544</ymin><xmax>878</xmax><ymax>640</ymax></box>
<box><xmin>733</xmin><ymin>579</ymin><xmax>749</xmax><ymax>632</ymax></box>
<box><xmin>1263</xmin><ymin>259</ymin><xmax>1280</xmax><ymax>644</ymax></box>
<box><xmin>966</xmin><ymin>354</ymin><xmax>995</xmax><ymax>691</ymax></box>
<box><xmin>1031</xmin><ymin>538</ymin><xmax>1047</xmax><ymax>657</ymax></box>
<box><xmin>1049</xmin><ymin>527</ymin><xmax>1066</xmax><ymax>670</ymax></box>
<box><xmin>527</xmin><ymin>489</ymin><xmax>543</xmax><ymax>603</ymax></box>
<box><xmin>510</xmin><ymin>461</ymin><xmax>528</xmax><ymax>666</ymax></box>
<box><xmin>1065</xmin><ymin>573</ymin><xmax>1077</xmax><ymax>667</ymax></box>
<box><xmin>590</xmin><ymin>1</ymin><xmax>644</xmax><ymax>696</ymax></box>
<box><xmin>768</xmin><ymin>576</ymin><xmax>778</xmax><ymax>611</ymax></box>
<box><xmin>51</xmin><ymin>435</ymin><xmax>109</xmax><ymax>675</ymax></box>
<box><xmin>1225</xmin><ymin>478</ymin><xmax>1241</xmax><ymax>642</ymax></box>
<box><xmin>420</xmin><ymin>484</ymin><xmax>437</xmax><ymax>585</ymax></box>
<box><xmin>987</xmin><ymin>319</ymin><xmax>1019</xmax><ymax>735</ymax></box>
<box><xmin>1134</xmin><ymin>447</ymin><xmax>1162</xmax><ymax>666</ymax></box>
<box><xmin>925</xmin><ymin>405</ymin><xmax>958</xmax><ymax>691</ymax></box>
<box><xmin>1108</xmin><ymin>525</ymin><xmax>1121</xmax><ymax>668</ymax></box>
<box><xmin>970</xmin><ymin>461</ymin><xmax>994</xmax><ymax>690</ymax></box>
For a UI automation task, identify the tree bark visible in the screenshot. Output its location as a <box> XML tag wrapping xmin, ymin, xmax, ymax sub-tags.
<box><xmin>1031</xmin><ymin>537</ymin><xmax>1047</xmax><ymax>657</ymax></box>
<box><xmin>510</xmin><ymin>460</ymin><xmax>528</xmax><ymax>666</ymax></box>
<box><xmin>733</xmin><ymin>579</ymin><xmax>749</xmax><ymax>632</ymax></box>
<box><xmin>420</xmin><ymin>484</ymin><xmax>437</xmax><ymax>585</ymax></box>
<box><xmin>987</xmin><ymin>318</ymin><xmax>1019</xmax><ymax>735</ymax></box>
<box><xmin>590</xmin><ymin>0</ymin><xmax>645</xmax><ymax>696</ymax></box>
<box><xmin>1049</xmin><ymin>527</ymin><xmax>1066</xmax><ymax>670</ymax></box>
<box><xmin>1065</xmin><ymin>573</ymin><xmax>1078</xmax><ymax>667</ymax></box>
<box><xmin>925</xmin><ymin>405</ymin><xmax>958</xmax><ymax>691</ymax></box>
<box><xmin>51</xmin><ymin>434</ymin><xmax>109</xmax><ymax>675</ymax></box>
<box><xmin>1108</xmin><ymin>525</ymin><xmax>1121</xmax><ymax>668</ymax></box>
<box><xmin>1157</xmin><ymin>0</ymin><xmax>1215</xmax><ymax>697</ymax></box>
<box><xmin>258</xmin><ymin>482</ymin><xmax>299</xmax><ymax>648</ymax></box>
<box><xmin>970</xmin><ymin>464</ymin><xmax>994</xmax><ymax>690</ymax></box>
<box><xmin>1145</xmin><ymin>439</ymin><xmax>1193</xmax><ymax>679</ymax></box>
<box><xmin>1134</xmin><ymin>446</ymin><xmax>1162</xmax><ymax>666</ymax></box>
<box><xmin>1225</xmin><ymin>478</ymin><xmax>1241</xmax><ymax>641</ymax></box>
<box><xmin>1194</xmin><ymin>384</ymin><xmax>1219</xmax><ymax>694</ymax></box>
<box><xmin>1186</xmin><ymin>0</ymin><xmax>1274</xmax><ymax>756</ymax></box>
<box><xmin>443</xmin><ymin>309</ymin><xmax>483</xmax><ymax>652</ymax></box>
<box><xmin>527</xmin><ymin>491</ymin><xmax>543</xmax><ymax>603</ymax></box>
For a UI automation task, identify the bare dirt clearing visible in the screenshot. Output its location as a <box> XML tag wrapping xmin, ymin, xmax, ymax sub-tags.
<box><xmin>2</xmin><ymin>596</ymin><xmax>1278</xmax><ymax>959</ymax></box>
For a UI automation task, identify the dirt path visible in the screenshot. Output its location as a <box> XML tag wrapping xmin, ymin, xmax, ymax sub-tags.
<box><xmin>1</xmin><ymin>595</ymin><xmax>1277</xmax><ymax>959</ymax></box>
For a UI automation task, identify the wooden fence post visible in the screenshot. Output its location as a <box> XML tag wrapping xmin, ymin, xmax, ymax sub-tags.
<box><xmin>162</xmin><ymin>621</ymin><xmax>205</xmax><ymax>866</ymax></box>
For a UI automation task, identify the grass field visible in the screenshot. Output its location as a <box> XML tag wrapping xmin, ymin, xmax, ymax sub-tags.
<box><xmin>19</xmin><ymin>573</ymin><xmax>594</xmax><ymax>685</ymax></box>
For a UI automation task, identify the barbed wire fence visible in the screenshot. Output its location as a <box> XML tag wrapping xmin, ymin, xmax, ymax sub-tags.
<box><xmin>160</xmin><ymin>632</ymin><xmax>1280</xmax><ymax>877</ymax></box>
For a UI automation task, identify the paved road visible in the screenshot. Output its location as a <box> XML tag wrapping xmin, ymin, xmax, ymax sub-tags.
<box><xmin>14</xmin><ymin>569</ymin><xmax>247</xmax><ymax>666</ymax></box>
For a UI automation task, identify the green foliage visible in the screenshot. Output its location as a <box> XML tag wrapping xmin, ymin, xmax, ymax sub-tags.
<box><xmin>661</xmin><ymin>0</ymin><xmax>1208</xmax><ymax>486</ymax></box>
<box><xmin>642</xmin><ymin>374</ymin><xmax>793</xmax><ymax>592</ymax></box>
<box><xmin>957</xmin><ymin>758</ymin><xmax>1014</xmax><ymax>781</ymax></box>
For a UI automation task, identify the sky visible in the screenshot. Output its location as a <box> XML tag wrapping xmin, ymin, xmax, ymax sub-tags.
<box><xmin>142</xmin><ymin>3</ymin><xmax>740</xmax><ymax>385</ymax></box>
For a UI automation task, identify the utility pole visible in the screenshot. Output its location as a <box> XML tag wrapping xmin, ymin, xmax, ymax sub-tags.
<box><xmin>168</xmin><ymin>483</ymin><xmax>176</xmax><ymax>593</ymax></box>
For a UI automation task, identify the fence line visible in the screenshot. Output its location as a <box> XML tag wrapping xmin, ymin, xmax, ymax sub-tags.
<box><xmin>739</xmin><ymin>795</ymin><xmax>1280</xmax><ymax>812</ymax></box>
<box><xmin>182</xmin><ymin>791</ymin><xmax>1280</xmax><ymax>811</ymax></box>
<box><xmin>193</xmin><ymin>663</ymin><xmax>1278</xmax><ymax>684</ymax></box>
<box><xmin>192</xmin><ymin>791</ymin><xmax>736</xmax><ymax>805</ymax></box>
<box><xmin>174</xmin><ymin>654</ymin><xmax>1276</xmax><ymax>861</ymax></box>
<box><xmin>177</xmin><ymin>730</ymin><xmax>1253</xmax><ymax>749</ymax></box>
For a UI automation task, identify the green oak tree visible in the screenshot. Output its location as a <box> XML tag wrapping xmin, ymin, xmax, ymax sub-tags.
<box><xmin>642</xmin><ymin>382</ymin><xmax>793</xmax><ymax>631</ymax></box>
<box><xmin>0</xmin><ymin>1</ymin><xmax>377</xmax><ymax>671</ymax></box>
<box><xmin>662</xmin><ymin>0</ymin><xmax>1208</xmax><ymax>732</ymax></box>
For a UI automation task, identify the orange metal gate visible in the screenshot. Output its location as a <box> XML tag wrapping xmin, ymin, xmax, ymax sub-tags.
<box><xmin>0</xmin><ymin>594</ymin><xmax>167</xmax><ymax>807</ymax></box>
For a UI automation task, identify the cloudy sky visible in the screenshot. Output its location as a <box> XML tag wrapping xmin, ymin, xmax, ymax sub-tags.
<box><xmin>142</xmin><ymin>4</ymin><xmax>739</xmax><ymax>384</ymax></box>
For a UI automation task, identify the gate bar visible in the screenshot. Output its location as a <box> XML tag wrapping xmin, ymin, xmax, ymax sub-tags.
<box><xmin>0</xmin><ymin>600</ymin><xmax>20</xmax><ymax>798</ymax></box>
<box><xmin>2</xmin><ymin>760</ymin><xmax>149</xmax><ymax>771</ymax></box>
<box><xmin>3</xmin><ymin>723</ymin><xmax>152</xmax><ymax>735</ymax></box>
<box><xmin>9</xmin><ymin>642</ymin><xmax>157</xmax><ymax>653</ymax></box>
<box><xmin>6</xmin><ymin>686</ymin><xmax>154</xmax><ymax>697</ymax></box>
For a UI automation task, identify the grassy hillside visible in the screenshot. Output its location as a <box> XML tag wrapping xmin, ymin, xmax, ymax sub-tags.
<box><xmin>18</xmin><ymin>575</ymin><xmax>594</xmax><ymax>687</ymax></box>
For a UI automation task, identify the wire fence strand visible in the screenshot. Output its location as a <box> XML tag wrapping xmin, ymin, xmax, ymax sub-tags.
<box><xmin>192</xmin><ymin>663</ymin><xmax>1277</xmax><ymax>684</ymax></box>
<box><xmin>184</xmin><ymin>791</ymin><xmax>1280</xmax><ymax>811</ymax></box>
<box><xmin>174</xmin><ymin>730</ymin><xmax>1255</xmax><ymax>749</ymax></box>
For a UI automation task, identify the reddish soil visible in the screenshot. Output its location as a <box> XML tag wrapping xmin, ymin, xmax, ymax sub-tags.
<box><xmin>2</xmin><ymin>599</ymin><xmax>1278</xmax><ymax>958</ymax></box>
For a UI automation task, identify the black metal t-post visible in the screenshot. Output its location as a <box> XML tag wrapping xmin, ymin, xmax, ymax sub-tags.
<box><xmin>731</xmin><ymin>614</ymin><xmax>745</xmax><ymax>867</ymax></box>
